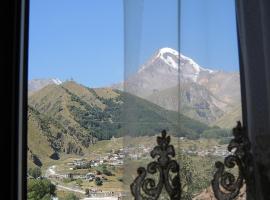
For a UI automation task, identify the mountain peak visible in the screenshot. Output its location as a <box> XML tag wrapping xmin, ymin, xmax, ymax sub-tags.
<box><xmin>139</xmin><ymin>47</ymin><xmax>216</xmax><ymax>82</ymax></box>
<box><xmin>157</xmin><ymin>47</ymin><xmax>179</xmax><ymax>56</ymax></box>
<box><xmin>28</xmin><ymin>78</ymin><xmax>63</xmax><ymax>94</ymax></box>
<box><xmin>51</xmin><ymin>78</ymin><xmax>62</xmax><ymax>85</ymax></box>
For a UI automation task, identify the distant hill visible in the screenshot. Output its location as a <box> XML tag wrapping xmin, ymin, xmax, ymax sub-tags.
<box><xmin>28</xmin><ymin>78</ymin><xmax>62</xmax><ymax>95</ymax></box>
<box><xmin>28</xmin><ymin>81</ymin><xmax>228</xmax><ymax>167</ymax></box>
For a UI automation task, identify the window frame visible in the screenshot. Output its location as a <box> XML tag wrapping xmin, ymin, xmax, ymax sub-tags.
<box><xmin>12</xmin><ymin>0</ymin><xmax>267</xmax><ymax>199</ymax></box>
<box><xmin>12</xmin><ymin>0</ymin><xmax>29</xmax><ymax>199</ymax></box>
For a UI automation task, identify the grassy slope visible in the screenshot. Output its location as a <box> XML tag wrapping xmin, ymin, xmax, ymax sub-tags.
<box><xmin>212</xmin><ymin>105</ymin><xmax>242</xmax><ymax>128</ymax></box>
<box><xmin>27</xmin><ymin>81</ymin><xmax>217</xmax><ymax>168</ymax></box>
<box><xmin>29</xmin><ymin>81</ymin><xmax>209</xmax><ymax>137</ymax></box>
<box><xmin>27</xmin><ymin>106</ymin><xmax>88</xmax><ymax>168</ymax></box>
<box><xmin>28</xmin><ymin>110</ymin><xmax>54</xmax><ymax>168</ymax></box>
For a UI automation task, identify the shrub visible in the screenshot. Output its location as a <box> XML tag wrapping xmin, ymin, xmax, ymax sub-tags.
<box><xmin>102</xmin><ymin>169</ymin><xmax>113</xmax><ymax>176</ymax></box>
<box><xmin>117</xmin><ymin>177</ymin><xmax>123</xmax><ymax>182</ymax></box>
<box><xmin>27</xmin><ymin>179</ymin><xmax>56</xmax><ymax>200</ymax></box>
<box><xmin>95</xmin><ymin>177</ymin><xmax>103</xmax><ymax>186</ymax></box>
<box><xmin>28</xmin><ymin>167</ymin><xmax>42</xmax><ymax>179</ymax></box>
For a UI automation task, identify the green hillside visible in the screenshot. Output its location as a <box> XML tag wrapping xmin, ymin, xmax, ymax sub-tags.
<box><xmin>28</xmin><ymin>81</ymin><xmax>227</xmax><ymax>167</ymax></box>
<box><xmin>28</xmin><ymin>106</ymin><xmax>88</xmax><ymax>167</ymax></box>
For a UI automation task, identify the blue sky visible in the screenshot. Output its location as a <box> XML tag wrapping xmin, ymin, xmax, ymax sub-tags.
<box><xmin>28</xmin><ymin>0</ymin><xmax>239</xmax><ymax>88</ymax></box>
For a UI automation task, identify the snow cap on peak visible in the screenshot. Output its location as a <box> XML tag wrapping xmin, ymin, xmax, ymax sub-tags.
<box><xmin>139</xmin><ymin>47</ymin><xmax>216</xmax><ymax>81</ymax></box>
<box><xmin>156</xmin><ymin>47</ymin><xmax>180</xmax><ymax>70</ymax></box>
<box><xmin>52</xmin><ymin>78</ymin><xmax>62</xmax><ymax>85</ymax></box>
<box><xmin>158</xmin><ymin>47</ymin><xmax>179</xmax><ymax>56</ymax></box>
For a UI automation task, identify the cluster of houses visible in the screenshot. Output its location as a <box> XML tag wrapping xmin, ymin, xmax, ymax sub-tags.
<box><xmin>47</xmin><ymin>170</ymin><xmax>106</xmax><ymax>182</ymax></box>
<box><xmin>48</xmin><ymin>143</ymin><xmax>231</xmax><ymax>182</ymax></box>
<box><xmin>85</xmin><ymin>191</ymin><xmax>128</xmax><ymax>199</ymax></box>
<box><xmin>123</xmin><ymin>145</ymin><xmax>154</xmax><ymax>160</ymax></box>
<box><xmin>66</xmin><ymin>151</ymin><xmax>125</xmax><ymax>170</ymax></box>
<box><xmin>182</xmin><ymin>145</ymin><xmax>230</xmax><ymax>157</ymax></box>
<box><xmin>47</xmin><ymin>149</ymin><xmax>126</xmax><ymax>182</ymax></box>
<box><xmin>67</xmin><ymin>145</ymin><xmax>155</xmax><ymax>168</ymax></box>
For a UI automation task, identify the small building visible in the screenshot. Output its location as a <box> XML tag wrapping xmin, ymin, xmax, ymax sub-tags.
<box><xmin>85</xmin><ymin>172</ymin><xmax>95</xmax><ymax>181</ymax></box>
<box><xmin>73</xmin><ymin>158</ymin><xmax>87</xmax><ymax>166</ymax></box>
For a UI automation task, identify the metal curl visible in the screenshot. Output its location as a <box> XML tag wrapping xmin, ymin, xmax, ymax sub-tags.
<box><xmin>130</xmin><ymin>130</ymin><xmax>181</xmax><ymax>200</ymax></box>
<box><xmin>164</xmin><ymin>160</ymin><xmax>181</xmax><ymax>199</ymax></box>
<box><xmin>142</xmin><ymin>162</ymin><xmax>163</xmax><ymax>198</ymax></box>
<box><xmin>211</xmin><ymin>121</ymin><xmax>253</xmax><ymax>200</ymax></box>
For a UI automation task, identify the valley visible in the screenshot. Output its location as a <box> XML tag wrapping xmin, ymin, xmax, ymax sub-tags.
<box><xmin>30</xmin><ymin>136</ymin><xmax>229</xmax><ymax>199</ymax></box>
<box><xmin>27</xmin><ymin>47</ymin><xmax>242</xmax><ymax>199</ymax></box>
<box><xmin>28</xmin><ymin>80</ymin><xmax>229</xmax><ymax>168</ymax></box>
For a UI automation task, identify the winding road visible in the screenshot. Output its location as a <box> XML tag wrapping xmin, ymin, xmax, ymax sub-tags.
<box><xmin>45</xmin><ymin>165</ymin><xmax>121</xmax><ymax>199</ymax></box>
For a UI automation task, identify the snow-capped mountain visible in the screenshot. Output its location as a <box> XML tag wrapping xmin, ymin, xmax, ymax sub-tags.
<box><xmin>114</xmin><ymin>47</ymin><xmax>241</xmax><ymax>126</ymax></box>
<box><xmin>28</xmin><ymin>78</ymin><xmax>62</xmax><ymax>94</ymax></box>
<box><xmin>122</xmin><ymin>47</ymin><xmax>220</xmax><ymax>97</ymax></box>
<box><xmin>139</xmin><ymin>47</ymin><xmax>215</xmax><ymax>82</ymax></box>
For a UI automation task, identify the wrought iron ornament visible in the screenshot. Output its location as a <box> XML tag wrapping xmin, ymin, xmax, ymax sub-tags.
<box><xmin>130</xmin><ymin>130</ymin><xmax>181</xmax><ymax>200</ymax></box>
<box><xmin>211</xmin><ymin>121</ymin><xmax>254</xmax><ymax>200</ymax></box>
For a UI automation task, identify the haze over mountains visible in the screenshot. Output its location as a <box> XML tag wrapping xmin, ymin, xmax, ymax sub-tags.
<box><xmin>27</xmin><ymin>47</ymin><xmax>242</xmax><ymax>166</ymax></box>
<box><xmin>27</xmin><ymin>40</ymin><xmax>243</xmax><ymax>200</ymax></box>
<box><xmin>29</xmin><ymin>48</ymin><xmax>242</xmax><ymax>128</ymax></box>
<box><xmin>113</xmin><ymin>47</ymin><xmax>242</xmax><ymax>126</ymax></box>
<box><xmin>28</xmin><ymin>48</ymin><xmax>241</xmax><ymax>162</ymax></box>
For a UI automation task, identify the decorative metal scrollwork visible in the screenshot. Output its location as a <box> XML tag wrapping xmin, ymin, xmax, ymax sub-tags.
<box><xmin>211</xmin><ymin>121</ymin><xmax>254</xmax><ymax>200</ymax></box>
<box><xmin>130</xmin><ymin>130</ymin><xmax>181</xmax><ymax>200</ymax></box>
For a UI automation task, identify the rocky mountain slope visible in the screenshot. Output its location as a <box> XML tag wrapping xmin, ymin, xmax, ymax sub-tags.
<box><xmin>147</xmin><ymin>81</ymin><xmax>225</xmax><ymax>124</ymax></box>
<box><xmin>113</xmin><ymin>47</ymin><xmax>242</xmax><ymax>127</ymax></box>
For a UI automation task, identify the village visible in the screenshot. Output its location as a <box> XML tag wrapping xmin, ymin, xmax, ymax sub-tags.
<box><xmin>45</xmin><ymin>141</ymin><xmax>230</xmax><ymax>182</ymax></box>
<box><xmin>181</xmin><ymin>145</ymin><xmax>231</xmax><ymax>157</ymax></box>
<box><xmin>23</xmin><ymin>139</ymin><xmax>234</xmax><ymax>200</ymax></box>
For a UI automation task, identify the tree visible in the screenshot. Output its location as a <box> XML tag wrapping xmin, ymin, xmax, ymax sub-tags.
<box><xmin>95</xmin><ymin>177</ymin><xmax>103</xmax><ymax>186</ymax></box>
<box><xmin>28</xmin><ymin>167</ymin><xmax>42</xmax><ymax>179</ymax></box>
<box><xmin>27</xmin><ymin>179</ymin><xmax>56</xmax><ymax>200</ymax></box>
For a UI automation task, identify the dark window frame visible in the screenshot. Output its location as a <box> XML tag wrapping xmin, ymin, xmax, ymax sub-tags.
<box><xmin>10</xmin><ymin>0</ymin><xmax>270</xmax><ymax>199</ymax></box>
<box><xmin>10</xmin><ymin>0</ymin><xmax>29</xmax><ymax>199</ymax></box>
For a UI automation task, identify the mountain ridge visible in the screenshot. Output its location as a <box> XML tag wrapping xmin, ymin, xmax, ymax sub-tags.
<box><xmin>29</xmin><ymin>48</ymin><xmax>242</xmax><ymax>128</ymax></box>
<box><xmin>28</xmin><ymin>78</ymin><xmax>63</xmax><ymax>95</ymax></box>
<box><xmin>28</xmin><ymin>81</ymin><xmax>229</xmax><ymax>167</ymax></box>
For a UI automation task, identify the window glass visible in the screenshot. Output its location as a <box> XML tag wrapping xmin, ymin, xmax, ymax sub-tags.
<box><xmin>27</xmin><ymin>0</ymin><xmax>242</xmax><ymax>199</ymax></box>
